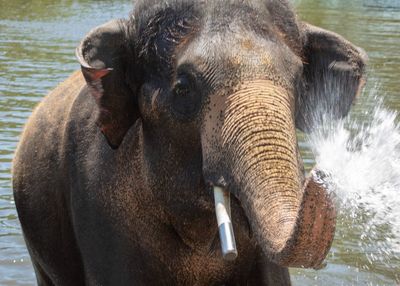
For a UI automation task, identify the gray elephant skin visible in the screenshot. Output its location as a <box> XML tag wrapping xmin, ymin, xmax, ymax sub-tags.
<box><xmin>12</xmin><ymin>0</ymin><xmax>367</xmax><ymax>285</ymax></box>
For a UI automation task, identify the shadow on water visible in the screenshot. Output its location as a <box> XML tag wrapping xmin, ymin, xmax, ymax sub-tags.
<box><xmin>0</xmin><ymin>0</ymin><xmax>399</xmax><ymax>285</ymax></box>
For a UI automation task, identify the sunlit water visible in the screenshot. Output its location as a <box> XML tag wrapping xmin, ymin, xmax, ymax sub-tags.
<box><xmin>0</xmin><ymin>0</ymin><xmax>399</xmax><ymax>285</ymax></box>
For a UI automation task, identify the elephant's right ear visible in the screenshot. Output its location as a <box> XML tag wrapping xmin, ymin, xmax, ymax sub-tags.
<box><xmin>76</xmin><ymin>19</ymin><xmax>139</xmax><ymax>149</ymax></box>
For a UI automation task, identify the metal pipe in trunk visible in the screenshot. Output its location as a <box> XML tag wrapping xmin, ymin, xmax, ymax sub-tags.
<box><xmin>213</xmin><ymin>186</ymin><xmax>238</xmax><ymax>261</ymax></box>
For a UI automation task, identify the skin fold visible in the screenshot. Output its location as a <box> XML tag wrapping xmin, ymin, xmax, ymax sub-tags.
<box><xmin>12</xmin><ymin>1</ymin><xmax>367</xmax><ymax>285</ymax></box>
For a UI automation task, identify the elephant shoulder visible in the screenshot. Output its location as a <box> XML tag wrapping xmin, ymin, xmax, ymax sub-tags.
<box><xmin>15</xmin><ymin>71</ymin><xmax>91</xmax><ymax>149</ymax></box>
<box><xmin>13</xmin><ymin>71</ymin><xmax>95</xmax><ymax>182</ymax></box>
<box><xmin>40</xmin><ymin>70</ymin><xmax>95</xmax><ymax>130</ymax></box>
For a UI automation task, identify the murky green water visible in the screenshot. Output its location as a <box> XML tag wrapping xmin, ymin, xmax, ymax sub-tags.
<box><xmin>0</xmin><ymin>0</ymin><xmax>399</xmax><ymax>285</ymax></box>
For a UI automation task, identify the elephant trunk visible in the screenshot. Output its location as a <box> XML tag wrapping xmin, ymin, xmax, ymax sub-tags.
<box><xmin>219</xmin><ymin>80</ymin><xmax>335</xmax><ymax>268</ymax></box>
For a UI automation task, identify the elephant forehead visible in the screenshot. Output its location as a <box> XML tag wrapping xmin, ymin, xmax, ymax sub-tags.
<box><xmin>178</xmin><ymin>29</ymin><xmax>301</xmax><ymax>89</ymax></box>
<box><xmin>191</xmin><ymin>26</ymin><xmax>271</xmax><ymax>56</ymax></box>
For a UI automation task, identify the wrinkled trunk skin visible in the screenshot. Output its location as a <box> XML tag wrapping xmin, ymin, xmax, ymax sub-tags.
<box><xmin>203</xmin><ymin>80</ymin><xmax>336</xmax><ymax>268</ymax></box>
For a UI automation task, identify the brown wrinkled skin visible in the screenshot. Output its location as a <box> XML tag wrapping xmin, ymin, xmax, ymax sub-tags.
<box><xmin>13</xmin><ymin>1</ymin><xmax>367</xmax><ymax>285</ymax></box>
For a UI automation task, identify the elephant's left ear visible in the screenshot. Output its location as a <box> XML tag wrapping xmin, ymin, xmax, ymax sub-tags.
<box><xmin>296</xmin><ymin>23</ymin><xmax>368</xmax><ymax>132</ymax></box>
<box><xmin>76</xmin><ymin>19</ymin><xmax>140</xmax><ymax>148</ymax></box>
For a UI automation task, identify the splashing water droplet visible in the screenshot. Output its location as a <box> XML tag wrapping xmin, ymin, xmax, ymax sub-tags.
<box><xmin>307</xmin><ymin>87</ymin><xmax>400</xmax><ymax>274</ymax></box>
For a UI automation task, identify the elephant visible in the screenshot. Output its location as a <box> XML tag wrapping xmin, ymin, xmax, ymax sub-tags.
<box><xmin>12</xmin><ymin>0</ymin><xmax>367</xmax><ymax>285</ymax></box>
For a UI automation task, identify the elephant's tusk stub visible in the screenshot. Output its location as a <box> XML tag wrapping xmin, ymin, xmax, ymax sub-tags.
<box><xmin>213</xmin><ymin>186</ymin><xmax>238</xmax><ymax>261</ymax></box>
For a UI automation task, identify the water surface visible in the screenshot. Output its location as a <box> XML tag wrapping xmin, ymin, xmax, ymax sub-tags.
<box><xmin>0</xmin><ymin>0</ymin><xmax>399</xmax><ymax>285</ymax></box>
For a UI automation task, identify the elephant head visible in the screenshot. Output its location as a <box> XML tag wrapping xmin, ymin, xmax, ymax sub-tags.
<box><xmin>76</xmin><ymin>1</ymin><xmax>366</xmax><ymax>269</ymax></box>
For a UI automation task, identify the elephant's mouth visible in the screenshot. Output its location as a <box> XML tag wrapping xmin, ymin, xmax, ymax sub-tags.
<box><xmin>211</xmin><ymin>170</ymin><xmax>336</xmax><ymax>268</ymax></box>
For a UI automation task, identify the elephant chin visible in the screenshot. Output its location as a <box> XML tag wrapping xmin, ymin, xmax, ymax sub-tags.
<box><xmin>204</xmin><ymin>80</ymin><xmax>336</xmax><ymax>268</ymax></box>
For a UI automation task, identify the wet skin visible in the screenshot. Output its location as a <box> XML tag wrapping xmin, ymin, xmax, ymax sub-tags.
<box><xmin>13</xmin><ymin>1</ymin><xmax>366</xmax><ymax>285</ymax></box>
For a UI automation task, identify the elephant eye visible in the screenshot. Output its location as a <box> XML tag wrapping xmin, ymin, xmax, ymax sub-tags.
<box><xmin>171</xmin><ymin>74</ymin><xmax>201</xmax><ymax>120</ymax></box>
<box><xmin>173</xmin><ymin>77</ymin><xmax>191</xmax><ymax>97</ymax></box>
